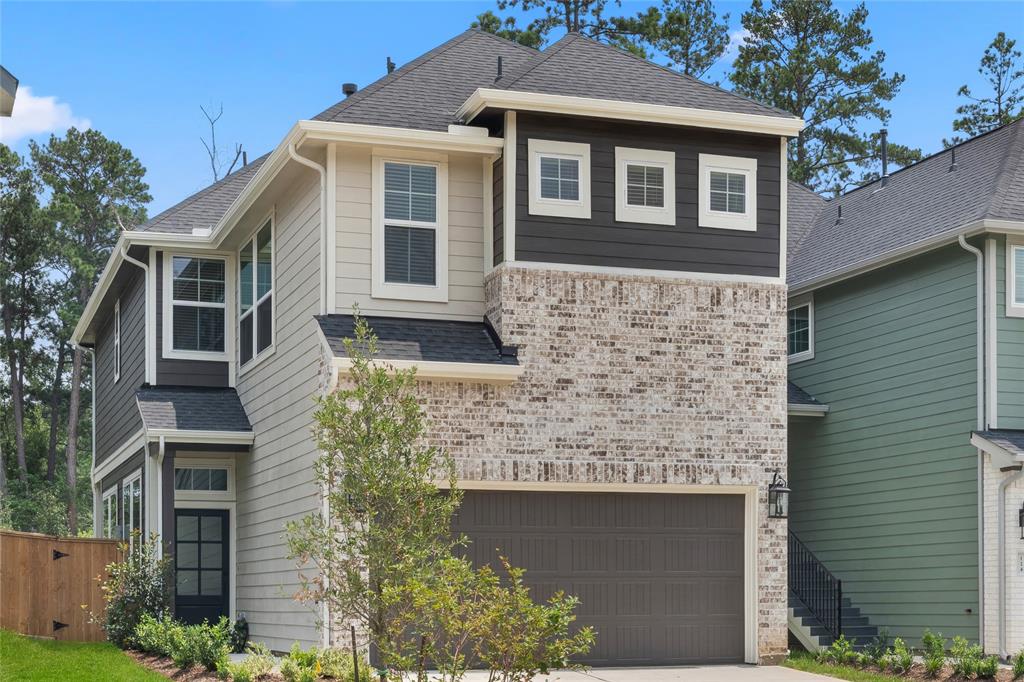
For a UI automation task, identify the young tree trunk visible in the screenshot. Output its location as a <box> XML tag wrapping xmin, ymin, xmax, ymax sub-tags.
<box><xmin>65</xmin><ymin>346</ymin><xmax>84</xmax><ymax>534</ymax></box>
<box><xmin>46</xmin><ymin>341</ymin><xmax>67</xmax><ymax>482</ymax></box>
<box><xmin>2</xmin><ymin>300</ymin><xmax>28</xmax><ymax>483</ymax></box>
<box><xmin>0</xmin><ymin>441</ymin><xmax>8</xmax><ymax>497</ymax></box>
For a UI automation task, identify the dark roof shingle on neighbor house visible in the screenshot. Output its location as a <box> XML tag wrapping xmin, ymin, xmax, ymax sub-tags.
<box><xmin>136</xmin><ymin>386</ymin><xmax>252</xmax><ymax>432</ymax></box>
<box><xmin>316</xmin><ymin>314</ymin><xmax>518</xmax><ymax>366</ymax></box>
<box><xmin>788</xmin><ymin>118</ymin><xmax>1024</xmax><ymax>289</ymax></box>
<box><xmin>787</xmin><ymin>381</ymin><xmax>825</xmax><ymax>408</ymax></box>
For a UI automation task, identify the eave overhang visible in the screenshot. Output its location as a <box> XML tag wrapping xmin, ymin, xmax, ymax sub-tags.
<box><xmin>331</xmin><ymin>357</ymin><xmax>524</xmax><ymax>386</ymax></box>
<box><xmin>787</xmin><ymin>403</ymin><xmax>829</xmax><ymax>417</ymax></box>
<box><xmin>971</xmin><ymin>430</ymin><xmax>1024</xmax><ymax>469</ymax></box>
<box><xmin>457</xmin><ymin>88</ymin><xmax>805</xmax><ymax>138</ymax></box>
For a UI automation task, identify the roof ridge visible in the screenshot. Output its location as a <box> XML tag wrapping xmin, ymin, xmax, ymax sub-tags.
<box><xmin>497</xmin><ymin>31</ymin><xmax>579</xmax><ymax>90</ymax></box>
<box><xmin>984</xmin><ymin>117</ymin><xmax>1024</xmax><ymax>219</ymax></box>
<box><xmin>467</xmin><ymin>26</ymin><xmax>542</xmax><ymax>56</ymax></box>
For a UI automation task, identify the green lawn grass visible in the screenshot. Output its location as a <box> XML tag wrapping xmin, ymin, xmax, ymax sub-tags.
<box><xmin>784</xmin><ymin>650</ymin><xmax>907</xmax><ymax>682</ymax></box>
<box><xmin>0</xmin><ymin>629</ymin><xmax>165</xmax><ymax>682</ymax></box>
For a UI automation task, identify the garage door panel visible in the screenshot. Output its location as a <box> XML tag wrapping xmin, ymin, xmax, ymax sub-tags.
<box><xmin>454</xmin><ymin>491</ymin><xmax>745</xmax><ymax>666</ymax></box>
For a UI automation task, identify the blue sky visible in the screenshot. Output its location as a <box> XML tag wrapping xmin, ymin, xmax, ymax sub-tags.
<box><xmin>2</xmin><ymin>1</ymin><xmax>1022</xmax><ymax>216</ymax></box>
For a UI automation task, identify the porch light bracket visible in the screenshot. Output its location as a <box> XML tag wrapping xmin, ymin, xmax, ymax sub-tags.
<box><xmin>768</xmin><ymin>470</ymin><xmax>791</xmax><ymax>519</ymax></box>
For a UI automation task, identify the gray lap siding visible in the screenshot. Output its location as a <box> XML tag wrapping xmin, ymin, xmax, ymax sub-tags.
<box><xmin>513</xmin><ymin>113</ymin><xmax>781</xmax><ymax>277</ymax></box>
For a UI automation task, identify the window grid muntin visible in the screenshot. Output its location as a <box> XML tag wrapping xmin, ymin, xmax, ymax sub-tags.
<box><xmin>625</xmin><ymin>164</ymin><xmax>665</xmax><ymax>208</ymax></box>
<box><xmin>539</xmin><ymin>155</ymin><xmax>580</xmax><ymax>202</ymax></box>
<box><xmin>174</xmin><ymin>467</ymin><xmax>229</xmax><ymax>492</ymax></box>
<box><xmin>709</xmin><ymin>171</ymin><xmax>747</xmax><ymax>214</ymax></box>
<box><xmin>171</xmin><ymin>256</ymin><xmax>226</xmax><ymax>353</ymax></box>
<box><xmin>382</xmin><ymin>161</ymin><xmax>439</xmax><ymax>287</ymax></box>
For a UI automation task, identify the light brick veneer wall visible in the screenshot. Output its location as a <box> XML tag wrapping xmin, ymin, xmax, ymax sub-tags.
<box><xmin>414</xmin><ymin>264</ymin><xmax>790</xmax><ymax>663</ymax></box>
<box><xmin>982</xmin><ymin>454</ymin><xmax>1024</xmax><ymax>655</ymax></box>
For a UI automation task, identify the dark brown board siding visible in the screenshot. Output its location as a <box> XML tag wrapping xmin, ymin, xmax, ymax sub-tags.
<box><xmin>514</xmin><ymin>112</ymin><xmax>781</xmax><ymax>277</ymax></box>
<box><xmin>493</xmin><ymin>157</ymin><xmax>504</xmax><ymax>267</ymax></box>
<box><xmin>155</xmin><ymin>252</ymin><xmax>229</xmax><ymax>387</ymax></box>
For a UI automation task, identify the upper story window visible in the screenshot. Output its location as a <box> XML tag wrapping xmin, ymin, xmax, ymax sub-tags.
<box><xmin>372</xmin><ymin>156</ymin><xmax>448</xmax><ymax>303</ymax></box>
<box><xmin>698</xmin><ymin>153</ymin><xmax>757</xmax><ymax>231</ymax></box>
<box><xmin>166</xmin><ymin>255</ymin><xmax>227</xmax><ymax>357</ymax></box>
<box><xmin>528</xmin><ymin>139</ymin><xmax>591</xmax><ymax>219</ymax></box>
<box><xmin>102</xmin><ymin>486</ymin><xmax>117</xmax><ymax>539</ymax></box>
<box><xmin>1008</xmin><ymin>239</ymin><xmax>1024</xmax><ymax>318</ymax></box>
<box><xmin>113</xmin><ymin>299</ymin><xmax>121</xmax><ymax>383</ymax></box>
<box><xmin>615</xmin><ymin>147</ymin><xmax>676</xmax><ymax>226</ymax></box>
<box><xmin>239</xmin><ymin>220</ymin><xmax>273</xmax><ymax>366</ymax></box>
<box><xmin>788</xmin><ymin>295</ymin><xmax>814</xmax><ymax>363</ymax></box>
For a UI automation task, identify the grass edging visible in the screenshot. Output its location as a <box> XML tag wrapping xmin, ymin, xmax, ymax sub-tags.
<box><xmin>784</xmin><ymin>651</ymin><xmax>908</xmax><ymax>682</ymax></box>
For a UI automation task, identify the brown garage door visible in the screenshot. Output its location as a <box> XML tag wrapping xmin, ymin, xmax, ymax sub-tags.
<box><xmin>453</xmin><ymin>491</ymin><xmax>745</xmax><ymax>666</ymax></box>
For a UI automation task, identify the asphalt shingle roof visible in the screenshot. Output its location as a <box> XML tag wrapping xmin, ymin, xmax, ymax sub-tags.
<box><xmin>788</xmin><ymin>119</ymin><xmax>1024</xmax><ymax>288</ymax></box>
<box><xmin>974</xmin><ymin>429</ymin><xmax>1024</xmax><ymax>458</ymax></box>
<box><xmin>787</xmin><ymin>381</ymin><xmax>824</xmax><ymax>407</ymax></box>
<box><xmin>136</xmin><ymin>386</ymin><xmax>252</xmax><ymax>432</ymax></box>
<box><xmin>317</xmin><ymin>314</ymin><xmax>518</xmax><ymax>366</ymax></box>
<box><xmin>496</xmin><ymin>32</ymin><xmax>795</xmax><ymax>119</ymax></box>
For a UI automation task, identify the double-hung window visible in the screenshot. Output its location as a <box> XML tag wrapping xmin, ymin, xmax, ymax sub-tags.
<box><xmin>614</xmin><ymin>147</ymin><xmax>676</xmax><ymax>225</ymax></box>
<box><xmin>528</xmin><ymin>139</ymin><xmax>591</xmax><ymax>219</ymax></box>
<box><xmin>788</xmin><ymin>295</ymin><xmax>814</xmax><ymax>362</ymax></box>
<box><xmin>113</xmin><ymin>299</ymin><xmax>121</xmax><ymax>383</ymax></box>
<box><xmin>1008</xmin><ymin>239</ymin><xmax>1024</xmax><ymax>317</ymax></box>
<box><xmin>372</xmin><ymin>157</ymin><xmax>448</xmax><ymax>302</ymax></box>
<box><xmin>239</xmin><ymin>220</ymin><xmax>273</xmax><ymax>366</ymax></box>
<box><xmin>167</xmin><ymin>255</ymin><xmax>227</xmax><ymax>357</ymax></box>
<box><xmin>698</xmin><ymin>153</ymin><xmax>757</xmax><ymax>231</ymax></box>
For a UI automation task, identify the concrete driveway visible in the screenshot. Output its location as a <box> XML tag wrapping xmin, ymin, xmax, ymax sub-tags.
<box><xmin>460</xmin><ymin>666</ymin><xmax>835</xmax><ymax>681</ymax></box>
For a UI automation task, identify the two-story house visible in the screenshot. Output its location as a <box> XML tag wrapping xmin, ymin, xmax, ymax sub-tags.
<box><xmin>71</xmin><ymin>29</ymin><xmax>804</xmax><ymax>665</ymax></box>
<box><xmin>785</xmin><ymin>120</ymin><xmax>1024</xmax><ymax>658</ymax></box>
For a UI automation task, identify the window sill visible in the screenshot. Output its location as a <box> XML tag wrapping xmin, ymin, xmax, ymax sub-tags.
<box><xmin>163</xmin><ymin>348</ymin><xmax>229</xmax><ymax>363</ymax></box>
<box><xmin>237</xmin><ymin>345</ymin><xmax>276</xmax><ymax>377</ymax></box>
<box><xmin>788</xmin><ymin>351</ymin><xmax>814</xmax><ymax>365</ymax></box>
<box><xmin>616</xmin><ymin>205</ymin><xmax>675</xmax><ymax>226</ymax></box>
<box><xmin>699</xmin><ymin>211</ymin><xmax>757</xmax><ymax>231</ymax></box>
<box><xmin>371</xmin><ymin>281</ymin><xmax>449</xmax><ymax>303</ymax></box>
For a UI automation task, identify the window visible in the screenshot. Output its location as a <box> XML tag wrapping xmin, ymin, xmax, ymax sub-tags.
<box><xmin>120</xmin><ymin>471</ymin><xmax>142</xmax><ymax>541</ymax></box>
<box><xmin>372</xmin><ymin>156</ymin><xmax>448</xmax><ymax>303</ymax></box>
<box><xmin>788</xmin><ymin>296</ymin><xmax>814</xmax><ymax>362</ymax></box>
<box><xmin>175</xmin><ymin>467</ymin><xmax>229</xmax><ymax>492</ymax></box>
<box><xmin>239</xmin><ymin>220</ymin><xmax>273</xmax><ymax>366</ymax></box>
<box><xmin>167</xmin><ymin>255</ymin><xmax>227</xmax><ymax>356</ymax></box>
<box><xmin>614</xmin><ymin>147</ymin><xmax>676</xmax><ymax>225</ymax></box>
<box><xmin>527</xmin><ymin>139</ymin><xmax>591</xmax><ymax>219</ymax></box>
<box><xmin>1008</xmin><ymin>241</ymin><xmax>1024</xmax><ymax>318</ymax></box>
<box><xmin>102</xmin><ymin>486</ymin><xmax>118</xmax><ymax>538</ymax></box>
<box><xmin>113</xmin><ymin>299</ymin><xmax>121</xmax><ymax>383</ymax></box>
<box><xmin>698</xmin><ymin>153</ymin><xmax>757</xmax><ymax>231</ymax></box>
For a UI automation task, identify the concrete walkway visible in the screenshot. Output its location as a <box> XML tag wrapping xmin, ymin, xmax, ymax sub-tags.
<box><xmin>460</xmin><ymin>665</ymin><xmax>836</xmax><ymax>681</ymax></box>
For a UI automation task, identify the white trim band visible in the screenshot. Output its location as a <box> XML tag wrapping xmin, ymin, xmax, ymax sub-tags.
<box><xmin>331</xmin><ymin>356</ymin><xmax>523</xmax><ymax>384</ymax></box>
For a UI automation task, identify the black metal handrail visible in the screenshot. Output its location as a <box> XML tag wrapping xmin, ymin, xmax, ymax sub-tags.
<box><xmin>789</xmin><ymin>530</ymin><xmax>843</xmax><ymax>640</ymax></box>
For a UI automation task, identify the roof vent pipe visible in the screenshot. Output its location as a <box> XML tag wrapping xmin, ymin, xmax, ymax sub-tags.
<box><xmin>835</xmin><ymin>204</ymin><xmax>843</xmax><ymax>225</ymax></box>
<box><xmin>950</xmin><ymin>147</ymin><xmax>959</xmax><ymax>172</ymax></box>
<box><xmin>879</xmin><ymin>128</ymin><xmax>889</xmax><ymax>187</ymax></box>
<box><xmin>387</xmin><ymin>57</ymin><xmax>396</xmax><ymax>74</ymax></box>
<box><xmin>342</xmin><ymin>83</ymin><xmax>358</xmax><ymax>98</ymax></box>
<box><xmin>242</xmin><ymin>150</ymin><xmax>248</xmax><ymax>167</ymax></box>
<box><xmin>496</xmin><ymin>56</ymin><xmax>503</xmax><ymax>81</ymax></box>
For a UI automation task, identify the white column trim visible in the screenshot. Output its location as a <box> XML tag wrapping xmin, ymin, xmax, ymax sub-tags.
<box><xmin>779</xmin><ymin>137</ymin><xmax>788</xmax><ymax>282</ymax></box>
<box><xmin>483</xmin><ymin>156</ymin><xmax>494</xmax><ymax>274</ymax></box>
<box><xmin>985</xmin><ymin>237</ymin><xmax>998</xmax><ymax>428</ymax></box>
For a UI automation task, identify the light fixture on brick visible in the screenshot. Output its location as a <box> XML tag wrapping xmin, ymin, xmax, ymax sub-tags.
<box><xmin>768</xmin><ymin>471</ymin><xmax>790</xmax><ymax>519</ymax></box>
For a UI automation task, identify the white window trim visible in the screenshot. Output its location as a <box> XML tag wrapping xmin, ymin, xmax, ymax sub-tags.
<box><xmin>113</xmin><ymin>299</ymin><xmax>121</xmax><ymax>383</ymax></box>
<box><xmin>698</xmin><ymin>153</ymin><xmax>758</xmax><ymax>232</ymax></box>
<box><xmin>102</xmin><ymin>485</ymin><xmax>118</xmax><ymax>539</ymax></box>
<box><xmin>1007</xmin><ymin>238</ymin><xmax>1024</xmax><ymax>318</ymax></box>
<box><xmin>788</xmin><ymin>293</ymin><xmax>814</xmax><ymax>364</ymax></box>
<box><xmin>161</xmin><ymin>251</ymin><xmax>234</xmax><ymax>362</ymax></box>
<box><xmin>238</xmin><ymin>213</ymin><xmax>276</xmax><ymax>374</ymax></box>
<box><xmin>614</xmin><ymin>147</ymin><xmax>676</xmax><ymax>226</ymax></box>
<box><xmin>527</xmin><ymin>139</ymin><xmax>591</xmax><ymax>219</ymax></box>
<box><xmin>172</xmin><ymin>459</ymin><xmax>235</xmax><ymax>502</ymax></box>
<box><xmin>371</xmin><ymin>155</ymin><xmax>449</xmax><ymax>303</ymax></box>
<box><xmin>121</xmin><ymin>469</ymin><xmax>143</xmax><ymax>542</ymax></box>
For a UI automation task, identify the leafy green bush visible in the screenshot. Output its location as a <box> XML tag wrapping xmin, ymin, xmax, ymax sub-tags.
<box><xmin>277</xmin><ymin>643</ymin><xmax>371</xmax><ymax>682</ymax></box>
<box><xmin>219</xmin><ymin>642</ymin><xmax>276</xmax><ymax>682</ymax></box>
<box><xmin>976</xmin><ymin>654</ymin><xmax>1000</xmax><ymax>679</ymax></box>
<box><xmin>318</xmin><ymin>647</ymin><xmax>371</xmax><ymax>681</ymax></box>
<box><xmin>950</xmin><ymin>635</ymin><xmax>983</xmax><ymax>678</ymax></box>
<box><xmin>133</xmin><ymin>613</ymin><xmax>182</xmax><ymax>657</ymax></box>
<box><xmin>164</xmin><ymin>617</ymin><xmax>232</xmax><ymax>672</ymax></box>
<box><xmin>863</xmin><ymin>628</ymin><xmax>891</xmax><ymax>668</ymax></box>
<box><xmin>98</xmin><ymin>532</ymin><xmax>173</xmax><ymax>648</ymax></box>
<box><xmin>1014</xmin><ymin>649</ymin><xmax>1024</xmax><ymax>679</ymax></box>
<box><xmin>886</xmin><ymin>637</ymin><xmax>913</xmax><ymax>675</ymax></box>
<box><xmin>921</xmin><ymin>629</ymin><xmax>947</xmax><ymax>678</ymax></box>
<box><xmin>816</xmin><ymin>635</ymin><xmax>857</xmax><ymax>666</ymax></box>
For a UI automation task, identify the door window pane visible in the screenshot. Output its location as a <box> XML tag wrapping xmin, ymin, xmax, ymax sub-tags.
<box><xmin>177</xmin><ymin>515</ymin><xmax>198</xmax><ymax>541</ymax></box>
<box><xmin>201</xmin><ymin>570</ymin><xmax>222</xmax><ymax>596</ymax></box>
<box><xmin>177</xmin><ymin>542</ymin><xmax>198</xmax><ymax>569</ymax></box>
<box><xmin>176</xmin><ymin>570</ymin><xmax>198</xmax><ymax>596</ymax></box>
<box><xmin>201</xmin><ymin>543</ymin><xmax>223</xmax><ymax>569</ymax></box>
<box><xmin>201</xmin><ymin>516</ymin><xmax>223</xmax><ymax>542</ymax></box>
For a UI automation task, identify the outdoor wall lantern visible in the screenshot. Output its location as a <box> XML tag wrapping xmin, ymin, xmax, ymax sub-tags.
<box><xmin>768</xmin><ymin>471</ymin><xmax>790</xmax><ymax>519</ymax></box>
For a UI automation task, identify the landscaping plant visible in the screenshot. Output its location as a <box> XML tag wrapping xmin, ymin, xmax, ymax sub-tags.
<box><xmin>97</xmin><ymin>532</ymin><xmax>173</xmax><ymax>648</ymax></box>
<box><xmin>949</xmin><ymin>635</ymin><xmax>983</xmax><ymax>679</ymax></box>
<box><xmin>133</xmin><ymin>613</ymin><xmax>182</xmax><ymax>657</ymax></box>
<box><xmin>816</xmin><ymin>635</ymin><xmax>857</xmax><ymax>666</ymax></box>
<box><xmin>170</xmin><ymin>617</ymin><xmax>232</xmax><ymax>672</ymax></box>
<box><xmin>885</xmin><ymin>637</ymin><xmax>913</xmax><ymax>675</ymax></box>
<box><xmin>1014</xmin><ymin>649</ymin><xmax>1024</xmax><ymax>679</ymax></box>
<box><xmin>863</xmin><ymin>628</ymin><xmax>891</xmax><ymax>668</ymax></box>
<box><xmin>976</xmin><ymin>654</ymin><xmax>1000</xmax><ymax>680</ymax></box>
<box><xmin>921</xmin><ymin>629</ymin><xmax>947</xmax><ymax>678</ymax></box>
<box><xmin>220</xmin><ymin>642</ymin><xmax>277</xmax><ymax>682</ymax></box>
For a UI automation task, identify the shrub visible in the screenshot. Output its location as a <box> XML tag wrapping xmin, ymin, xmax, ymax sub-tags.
<box><xmin>922</xmin><ymin>629</ymin><xmax>947</xmax><ymax>678</ymax></box>
<box><xmin>817</xmin><ymin>635</ymin><xmax>857</xmax><ymax>666</ymax></box>
<box><xmin>281</xmin><ymin>644</ymin><xmax>320</xmax><ymax>682</ymax></box>
<box><xmin>950</xmin><ymin>635</ymin><xmax>983</xmax><ymax>678</ymax></box>
<box><xmin>864</xmin><ymin>628</ymin><xmax>891</xmax><ymax>668</ymax></box>
<box><xmin>1014</xmin><ymin>649</ymin><xmax>1024</xmax><ymax>679</ymax></box>
<box><xmin>276</xmin><ymin>643</ymin><xmax>370</xmax><ymax>682</ymax></box>
<box><xmin>886</xmin><ymin>637</ymin><xmax>913</xmax><ymax>675</ymax></box>
<box><xmin>976</xmin><ymin>655</ymin><xmax>1000</xmax><ymax>679</ymax></box>
<box><xmin>220</xmin><ymin>642</ymin><xmax>276</xmax><ymax>682</ymax></box>
<box><xmin>97</xmin><ymin>532</ymin><xmax>173</xmax><ymax>648</ymax></box>
<box><xmin>133</xmin><ymin>613</ymin><xmax>182</xmax><ymax>657</ymax></box>
<box><xmin>318</xmin><ymin>647</ymin><xmax>371</xmax><ymax>681</ymax></box>
<box><xmin>170</xmin><ymin>617</ymin><xmax>232</xmax><ymax>672</ymax></box>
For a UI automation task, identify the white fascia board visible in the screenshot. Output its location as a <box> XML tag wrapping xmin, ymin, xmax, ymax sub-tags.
<box><xmin>970</xmin><ymin>433</ymin><xmax>1021</xmax><ymax>469</ymax></box>
<box><xmin>71</xmin><ymin>233</ymin><xmax>128</xmax><ymax>345</ymax></box>
<box><xmin>145</xmin><ymin>429</ymin><xmax>255</xmax><ymax>445</ymax></box>
<box><xmin>457</xmin><ymin>88</ymin><xmax>805</xmax><ymax>138</ymax></box>
<box><xmin>332</xmin><ymin>356</ymin><xmax>523</xmax><ymax>385</ymax></box>
<box><xmin>298</xmin><ymin>120</ymin><xmax>504</xmax><ymax>154</ymax></box>
<box><xmin>90</xmin><ymin>428</ymin><xmax>147</xmax><ymax>484</ymax></box>
<box><xmin>787</xmin><ymin>404</ymin><xmax>829</xmax><ymax>417</ymax></box>
<box><xmin>788</xmin><ymin>220</ymin><xmax>1024</xmax><ymax>297</ymax></box>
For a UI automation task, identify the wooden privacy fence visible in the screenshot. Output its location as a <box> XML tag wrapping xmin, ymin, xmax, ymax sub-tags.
<box><xmin>1</xmin><ymin>530</ymin><xmax>120</xmax><ymax>641</ymax></box>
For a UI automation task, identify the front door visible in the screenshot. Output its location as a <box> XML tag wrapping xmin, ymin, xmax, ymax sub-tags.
<box><xmin>174</xmin><ymin>509</ymin><xmax>229</xmax><ymax>625</ymax></box>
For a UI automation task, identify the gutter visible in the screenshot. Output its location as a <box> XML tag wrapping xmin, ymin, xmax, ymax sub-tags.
<box><xmin>287</xmin><ymin>142</ymin><xmax>328</xmax><ymax>316</ymax></box>
<box><xmin>998</xmin><ymin>467</ymin><xmax>1024</xmax><ymax>659</ymax></box>
<box><xmin>787</xmin><ymin>404</ymin><xmax>829</xmax><ymax>417</ymax></box>
<box><xmin>957</xmin><ymin>234</ymin><xmax>987</xmax><ymax>652</ymax></box>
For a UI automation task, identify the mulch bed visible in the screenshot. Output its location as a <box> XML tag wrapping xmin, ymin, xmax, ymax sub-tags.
<box><xmin>126</xmin><ymin>651</ymin><xmax>286</xmax><ymax>681</ymax></box>
<box><xmin>846</xmin><ymin>661</ymin><xmax>1015</xmax><ymax>681</ymax></box>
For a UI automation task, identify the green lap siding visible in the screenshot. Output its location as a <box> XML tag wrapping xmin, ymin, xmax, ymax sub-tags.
<box><xmin>995</xmin><ymin>235</ymin><xmax>1024</xmax><ymax>429</ymax></box>
<box><xmin>789</xmin><ymin>243</ymin><xmax>980</xmax><ymax>645</ymax></box>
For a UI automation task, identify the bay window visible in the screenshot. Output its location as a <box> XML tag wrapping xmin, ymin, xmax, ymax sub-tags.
<box><xmin>239</xmin><ymin>220</ymin><xmax>273</xmax><ymax>366</ymax></box>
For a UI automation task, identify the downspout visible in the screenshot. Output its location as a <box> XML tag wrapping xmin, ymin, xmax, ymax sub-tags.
<box><xmin>958</xmin><ymin>233</ymin><xmax>986</xmax><ymax>651</ymax></box>
<box><xmin>287</xmin><ymin>143</ymin><xmax>328</xmax><ymax>316</ymax></box>
<box><xmin>999</xmin><ymin>468</ymin><xmax>1023</xmax><ymax>659</ymax></box>
<box><xmin>154</xmin><ymin>435</ymin><xmax>166</xmax><ymax>558</ymax></box>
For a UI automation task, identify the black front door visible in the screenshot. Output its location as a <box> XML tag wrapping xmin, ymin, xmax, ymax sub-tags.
<box><xmin>174</xmin><ymin>509</ymin><xmax>229</xmax><ymax>625</ymax></box>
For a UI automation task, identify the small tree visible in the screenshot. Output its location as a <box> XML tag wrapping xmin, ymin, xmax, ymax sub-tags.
<box><xmin>286</xmin><ymin>315</ymin><xmax>463</xmax><ymax>674</ymax></box>
<box><xmin>96</xmin><ymin>531</ymin><xmax>173</xmax><ymax>648</ymax></box>
<box><xmin>946</xmin><ymin>32</ymin><xmax>1024</xmax><ymax>146</ymax></box>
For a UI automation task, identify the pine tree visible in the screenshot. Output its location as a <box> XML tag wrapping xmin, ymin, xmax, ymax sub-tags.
<box><xmin>945</xmin><ymin>32</ymin><xmax>1024</xmax><ymax>147</ymax></box>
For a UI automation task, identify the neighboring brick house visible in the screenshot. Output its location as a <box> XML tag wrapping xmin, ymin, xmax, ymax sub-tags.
<box><xmin>785</xmin><ymin>120</ymin><xmax>1024</xmax><ymax>657</ymax></box>
<box><xmin>72</xmin><ymin>29</ymin><xmax>805</xmax><ymax>664</ymax></box>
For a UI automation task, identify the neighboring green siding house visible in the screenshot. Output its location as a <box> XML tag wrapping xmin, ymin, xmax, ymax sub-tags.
<box><xmin>786</xmin><ymin>119</ymin><xmax>1024</xmax><ymax>658</ymax></box>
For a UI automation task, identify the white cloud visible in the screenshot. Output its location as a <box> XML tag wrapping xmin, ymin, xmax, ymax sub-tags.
<box><xmin>0</xmin><ymin>86</ymin><xmax>91</xmax><ymax>145</ymax></box>
<box><xmin>724</xmin><ymin>28</ymin><xmax>751</xmax><ymax>61</ymax></box>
